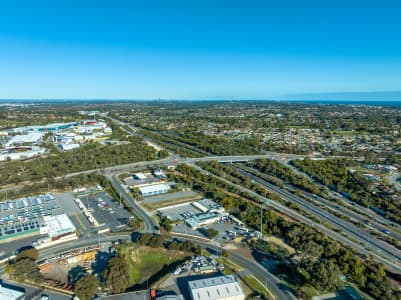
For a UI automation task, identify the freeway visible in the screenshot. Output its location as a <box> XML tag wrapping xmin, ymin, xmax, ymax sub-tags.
<box><xmin>238</xmin><ymin>163</ymin><xmax>401</xmax><ymax>246</ymax></box>
<box><xmin>230</xmin><ymin>165</ymin><xmax>401</xmax><ymax>272</ymax></box>
<box><xmin>190</xmin><ymin>163</ymin><xmax>401</xmax><ymax>273</ymax></box>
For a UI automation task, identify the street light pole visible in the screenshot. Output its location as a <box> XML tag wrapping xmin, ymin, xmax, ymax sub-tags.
<box><xmin>260</xmin><ymin>202</ymin><xmax>264</xmax><ymax>239</ymax></box>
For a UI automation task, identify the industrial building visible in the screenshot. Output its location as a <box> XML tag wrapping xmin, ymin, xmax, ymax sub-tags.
<box><xmin>156</xmin><ymin>295</ymin><xmax>184</xmax><ymax>300</ymax></box>
<box><xmin>0</xmin><ymin>284</ymin><xmax>25</xmax><ymax>300</ymax></box>
<box><xmin>53</xmin><ymin>132</ymin><xmax>79</xmax><ymax>143</ymax></box>
<box><xmin>185</xmin><ymin>212</ymin><xmax>221</xmax><ymax>229</ymax></box>
<box><xmin>139</xmin><ymin>184</ymin><xmax>170</xmax><ymax>197</ymax></box>
<box><xmin>0</xmin><ymin>146</ymin><xmax>46</xmax><ymax>161</ymax></box>
<box><xmin>192</xmin><ymin>199</ymin><xmax>225</xmax><ymax>214</ymax></box>
<box><xmin>12</xmin><ymin>122</ymin><xmax>78</xmax><ymax>133</ymax></box>
<box><xmin>58</xmin><ymin>143</ymin><xmax>80</xmax><ymax>151</ymax></box>
<box><xmin>188</xmin><ymin>275</ymin><xmax>245</xmax><ymax>300</ymax></box>
<box><xmin>134</xmin><ymin>173</ymin><xmax>147</xmax><ymax>181</ymax></box>
<box><xmin>40</xmin><ymin>214</ymin><xmax>77</xmax><ymax>240</ymax></box>
<box><xmin>153</xmin><ymin>168</ymin><xmax>167</xmax><ymax>179</ymax></box>
<box><xmin>5</xmin><ymin>132</ymin><xmax>44</xmax><ymax>147</ymax></box>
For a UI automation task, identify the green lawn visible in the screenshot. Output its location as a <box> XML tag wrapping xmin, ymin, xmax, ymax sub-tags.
<box><xmin>120</xmin><ymin>244</ymin><xmax>186</xmax><ymax>285</ymax></box>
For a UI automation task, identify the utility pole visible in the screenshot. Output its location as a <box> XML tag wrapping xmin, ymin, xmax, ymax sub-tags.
<box><xmin>260</xmin><ymin>201</ymin><xmax>264</xmax><ymax>239</ymax></box>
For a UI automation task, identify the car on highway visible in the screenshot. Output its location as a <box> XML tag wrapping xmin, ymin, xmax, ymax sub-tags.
<box><xmin>41</xmin><ymin>294</ymin><xmax>50</xmax><ymax>300</ymax></box>
<box><xmin>383</xmin><ymin>229</ymin><xmax>391</xmax><ymax>235</ymax></box>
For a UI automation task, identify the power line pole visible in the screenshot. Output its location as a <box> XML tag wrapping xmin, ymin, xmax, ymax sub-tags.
<box><xmin>260</xmin><ymin>201</ymin><xmax>264</xmax><ymax>239</ymax></box>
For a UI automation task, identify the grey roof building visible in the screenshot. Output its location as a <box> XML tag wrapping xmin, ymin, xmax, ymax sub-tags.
<box><xmin>187</xmin><ymin>275</ymin><xmax>245</xmax><ymax>300</ymax></box>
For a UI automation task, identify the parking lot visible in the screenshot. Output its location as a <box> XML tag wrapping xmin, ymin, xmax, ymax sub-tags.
<box><xmin>0</xmin><ymin>194</ymin><xmax>59</xmax><ymax>227</ymax></box>
<box><xmin>76</xmin><ymin>191</ymin><xmax>132</xmax><ymax>232</ymax></box>
<box><xmin>0</xmin><ymin>193</ymin><xmax>83</xmax><ymax>243</ymax></box>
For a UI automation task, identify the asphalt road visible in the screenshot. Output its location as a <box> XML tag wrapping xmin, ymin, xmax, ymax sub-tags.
<box><xmin>109</xmin><ymin>173</ymin><xmax>157</xmax><ymax>233</ymax></box>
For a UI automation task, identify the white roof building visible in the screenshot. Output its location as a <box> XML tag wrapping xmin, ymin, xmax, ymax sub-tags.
<box><xmin>5</xmin><ymin>132</ymin><xmax>44</xmax><ymax>147</ymax></box>
<box><xmin>134</xmin><ymin>173</ymin><xmax>147</xmax><ymax>180</ymax></box>
<box><xmin>139</xmin><ymin>184</ymin><xmax>170</xmax><ymax>197</ymax></box>
<box><xmin>0</xmin><ymin>284</ymin><xmax>25</xmax><ymax>300</ymax></box>
<box><xmin>41</xmin><ymin>214</ymin><xmax>76</xmax><ymax>239</ymax></box>
<box><xmin>188</xmin><ymin>275</ymin><xmax>245</xmax><ymax>300</ymax></box>
<box><xmin>58</xmin><ymin>143</ymin><xmax>80</xmax><ymax>151</ymax></box>
<box><xmin>157</xmin><ymin>296</ymin><xmax>184</xmax><ymax>300</ymax></box>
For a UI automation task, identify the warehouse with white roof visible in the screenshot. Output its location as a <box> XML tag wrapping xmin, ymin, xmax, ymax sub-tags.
<box><xmin>40</xmin><ymin>214</ymin><xmax>76</xmax><ymax>240</ymax></box>
<box><xmin>188</xmin><ymin>275</ymin><xmax>245</xmax><ymax>300</ymax></box>
<box><xmin>139</xmin><ymin>184</ymin><xmax>170</xmax><ymax>197</ymax></box>
<box><xmin>5</xmin><ymin>132</ymin><xmax>44</xmax><ymax>147</ymax></box>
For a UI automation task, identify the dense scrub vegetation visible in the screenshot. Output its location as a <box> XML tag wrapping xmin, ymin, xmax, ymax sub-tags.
<box><xmin>142</xmin><ymin>129</ymin><xmax>264</xmax><ymax>156</ymax></box>
<box><xmin>292</xmin><ymin>158</ymin><xmax>401</xmax><ymax>224</ymax></box>
<box><xmin>1</xmin><ymin>173</ymin><xmax>111</xmax><ymax>200</ymax></box>
<box><xmin>139</xmin><ymin>129</ymin><xmax>204</xmax><ymax>157</ymax></box>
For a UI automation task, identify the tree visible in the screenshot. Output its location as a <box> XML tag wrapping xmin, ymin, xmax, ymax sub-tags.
<box><xmin>10</xmin><ymin>257</ymin><xmax>42</xmax><ymax>283</ymax></box>
<box><xmin>310</xmin><ymin>260</ymin><xmax>343</xmax><ymax>292</ymax></box>
<box><xmin>17</xmin><ymin>248</ymin><xmax>39</xmax><ymax>261</ymax></box>
<box><xmin>205</xmin><ymin>228</ymin><xmax>219</xmax><ymax>239</ymax></box>
<box><xmin>8</xmin><ymin>248</ymin><xmax>42</xmax><ymax>283</ymax></box>
<box><xmin>160</xmin><ymin>217</ymin><xmax>172</xmax><ymax>232</ymax></box>
<box><xmin>222</xmin><ymin>250</ymin><xmax>230</xmax><ymax>258</ymax></box>
<box><xmin>103</xmin><ymin>256</ymin><xmax>129</xmax><ymax>293</ymax></box>
<box><xmin>75</xmin><ymin>274</ymin><xmax>99</xmax><ymax>300</ymax></box>
<box><xmin>299</xmin><ymin>240</ymin><xmax>323</xmax><ymax>265</ymax></box>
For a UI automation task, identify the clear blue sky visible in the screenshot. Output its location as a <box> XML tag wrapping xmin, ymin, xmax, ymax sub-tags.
<box><xmin>1</xmin><ymin>0</ymin><xmax>401</xmax><ymax>99</ymax></box>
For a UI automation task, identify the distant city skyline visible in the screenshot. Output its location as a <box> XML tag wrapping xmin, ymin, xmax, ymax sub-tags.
<box><xmin>0</xmin><ymin>0</ymin><xmax>400</xmax><ymax>99</ymax></box>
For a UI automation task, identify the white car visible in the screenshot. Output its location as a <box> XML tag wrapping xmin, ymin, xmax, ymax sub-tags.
<box><xmin>41</xmin><ymin>295</ymin><xmax>50</xmax><ymax>300</ymax></box>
